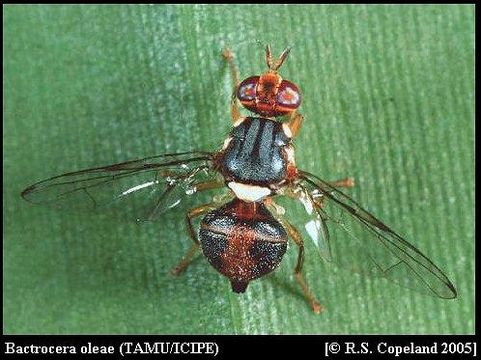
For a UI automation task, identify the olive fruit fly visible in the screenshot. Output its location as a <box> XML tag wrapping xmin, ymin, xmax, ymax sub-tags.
<box><xmin>21</xmin><ymin>46</ymin><xmax>457</xmax><ymax>314</ymax></box>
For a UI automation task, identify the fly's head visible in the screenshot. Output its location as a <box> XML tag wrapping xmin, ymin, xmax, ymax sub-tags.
<box><xmin>236</xmin><ymin>45</ymin><xmax>301</xmax><ymax>118</ymax></box>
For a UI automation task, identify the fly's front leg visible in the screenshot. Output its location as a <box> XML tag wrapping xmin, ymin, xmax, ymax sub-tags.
<box><xmin>222</xmin><ymin>48</ymin><xmax>242</xmax><ymax>123</ymax></box>
<box><xmin>222</xmin><ymin>48</ymin><xmax>240</xmax><ymax>88</ymax></box>
<box><xmin>284</xmin><ymin>111</ymin><xmax>304</xmax><ymax>138</ymax></box>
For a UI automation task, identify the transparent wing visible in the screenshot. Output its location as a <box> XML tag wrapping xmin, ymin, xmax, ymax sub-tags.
<box><xmin>295</xmin><ymin>170</ymin><xmax>457</xmax><ymax>299</ymax></box>
<box><xmin>21</xmin><ymin>151</ymin><xmax>220</xmax><ymax>221</ymax></box>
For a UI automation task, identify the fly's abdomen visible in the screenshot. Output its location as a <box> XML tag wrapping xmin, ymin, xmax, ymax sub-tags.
<box><xmin>199</xmin><ymin>198</ymin><xmax>288</xmax><ymax>293</ymax></box>
<box><xmin>219</xmin><ymin>117</ymin><xmax>290</xmax><ymax>186</ymax></box>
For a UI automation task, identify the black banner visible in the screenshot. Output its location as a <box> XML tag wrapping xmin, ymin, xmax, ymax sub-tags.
<box><xmin>2</xmin><ymin>335</ymin><xmax>478</xmax><ymax>359</ymax></box>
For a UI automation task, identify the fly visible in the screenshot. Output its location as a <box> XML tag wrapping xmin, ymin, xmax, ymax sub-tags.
<box><xmin>22</xmin><ymin>45</ymin><xmax>457</xmax><ymax>313</ymax></box>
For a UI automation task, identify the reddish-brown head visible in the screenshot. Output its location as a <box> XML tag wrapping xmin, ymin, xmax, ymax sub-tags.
<box><xmin>236</xmin><ymin>46</ymin><xmax>301</xmax><ymax>118</ymax></box>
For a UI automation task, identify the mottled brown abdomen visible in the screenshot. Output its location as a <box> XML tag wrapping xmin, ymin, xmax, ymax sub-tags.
<box><xmin>199</xmin><ymin>198</ymin><xmax>288</xmax><ymax>293</ymax></box>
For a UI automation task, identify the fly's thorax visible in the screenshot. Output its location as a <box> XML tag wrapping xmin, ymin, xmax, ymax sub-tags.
<box><xmin>215</xmin><ymin>117</ymin><xmax>296</xmax><ymax>201</ymax></box>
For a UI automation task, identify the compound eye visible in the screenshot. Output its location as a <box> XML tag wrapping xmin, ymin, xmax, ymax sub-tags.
<box><xmin>276</xmin><ymin>80</ymin><xmax>301</xmax><ymax>109</ymax></box>
<box><xmin>237</xmin><ymin>76</ymin><xmax>259</xmax><ymax>101</ymax></box>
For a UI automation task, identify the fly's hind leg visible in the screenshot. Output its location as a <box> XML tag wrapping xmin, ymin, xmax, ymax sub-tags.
<box><xmin>170</xmin><ymin>179</ymin><xmax>225</xmax><ymax>276</ymax></box>
<box><xmin>265</xmin><ymin>198</ymin><xmax>323</xmax><ymax>314</ymax></box>
<box><xmin>222</xmin><ymin>47</ymin><xmax>242</xmax><ymax>123</ymax></box>
<box><xmin>283</xmin><ymin>219</ymin><xmax>323</xmax><ymax>314</ymax></box>
<box><xmin>170</xmin><ymin>202</ymin><xmax>217</xmax><ymax>276</ymax></box>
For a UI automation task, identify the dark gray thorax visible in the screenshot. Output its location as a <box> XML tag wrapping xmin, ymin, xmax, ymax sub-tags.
<box><xmin>219</xmin><ymin>117</ymin><xmax>290</xmax><ymax>186</ymax></box>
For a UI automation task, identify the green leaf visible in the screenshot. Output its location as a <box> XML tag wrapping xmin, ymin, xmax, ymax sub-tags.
<box><xmin>4</xmin><ymin>4</ymin><xmax>473</xmax><ymax>334</ymax></box>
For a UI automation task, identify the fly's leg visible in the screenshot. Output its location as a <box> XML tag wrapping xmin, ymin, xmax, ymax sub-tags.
<box><xmin>170</xmin><ymin>179</ymin><xmax>225</xmax><ymax>275</ymax></box>
<box><xmin>171</xmin><ymin>202</ymin><xmax>217</xmax><ymax>276</ymax></box>
<box><xmin>312</xmin><ymin>177</ymin><xmax>355</xmax><ymax>209</ymax></box>
<box><xmin>285</xmin><ymin>111</ymin><xmax>304</xmax><ymax>138</ymax></box>
<box><xmin>145</xmin><ymin>169</ymin><xmax>222</xmax><ymax>221</ymax></box>
<box><xmin>193</xmin><ymin>179</ymin><xmax>225</xmax><ymax>192</ymax></box>
<box><xmin>265</xmin><ymin>196</ymin><xmax>323</xmax><ymax>314</ymax></box>
<box><xmin>222</xmin><ymin>48</ymin><xmax>240</xmax><ymax>88</ymax></box>
<box><xmin>283</xmin><ymin>218</ymin><xmax>323</xmax><ymax>314</ymax></box>
<box><xmin>330</xmin><ymin>177</ymin><xmax>355</xmax><ymax>188</ymax></box>
<box><xmin>222</xmin><ymin>48</ymin><xmax>242</xmax><ymax>123</ymax></box>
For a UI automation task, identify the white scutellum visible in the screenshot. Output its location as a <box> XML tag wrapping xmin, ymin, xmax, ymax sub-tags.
<box><xmin>228</xmin><ymin>182</ymin><xmax>271</xmax><ymax>202</ymax></box>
